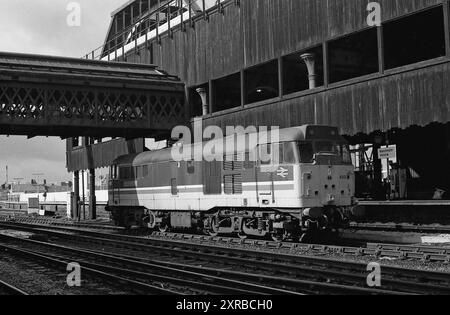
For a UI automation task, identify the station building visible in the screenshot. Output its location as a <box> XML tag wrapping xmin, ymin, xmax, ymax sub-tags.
<box><xmin>67</xmin><ymin>0</ymin><xmax>450</xmax><ymax>214</ymax></box>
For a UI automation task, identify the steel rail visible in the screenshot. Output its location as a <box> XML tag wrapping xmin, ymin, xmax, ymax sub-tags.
<box><xmin>2</xmin><ymin>220</ymin><xmax>449</xmax><ymax>284</ymax></box>
<box><xmin>0</xmin><ymin>216</ymin><xmax>122</xmax><ymax>232</ymax></box>
<box><xmin>3</xmin><ymin>217</ymin><xmax>450</xmax><ymax>263</ymax></box>
<box><xmin>153</xmin><ymin>231</ymin><xmax>450</xmax><ymax>263</ymax></box>
<box><xmin>0</xmin><ymin>243</ymin><xmax>180</xmax><ymax>295</ymax></box>
<box><xmin>0</xmin><ymin>222</ymin><xmax>446</xmax><ymax>294</ymax></box>
<box><xmin>0</xmin><ymin>235</ymin><xmax>301</xmax><ymax>296</ymax></box>
<box><xmin>33</xmin><ymin>251</ymin><xmax>270</xmax><ymax>296</ymax></box>
<box><xmin>43</xmin><ymin>243</ymin><xmax>417</xmax><ymax>295</ymax></box>
<box><xmin>0</xmin><ymin>279</ymin><xmax>28</xmax><ymax>296</ymax></box>
<box><xmin>2</xmin><ymin>225</ymin><xmax>443</xmax><ymax>294</ymax></box>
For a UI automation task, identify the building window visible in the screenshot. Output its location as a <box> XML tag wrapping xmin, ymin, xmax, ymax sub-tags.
<box><xmin>383</xmin><ymin>6</ymin><xmax>446</xmax><ymax>70</ymax></box>
<box><xmin>328</xmin><ymin>28</ymin><xmax>379</xmax><ymax>83</ymax></box>
<box><xmin>212</xmin><ymin>72</ymin><xmax>241</xmax><ymax>112</ymax></box>
<box><xmin>283</xmin><ymin>46</ymin><xmax>324</xmax><ymax>95</ymax></box>
<box><xmin>244</xmin><ymin>60</ymin><xmax>279</xmax><ymax>104</ymax></box>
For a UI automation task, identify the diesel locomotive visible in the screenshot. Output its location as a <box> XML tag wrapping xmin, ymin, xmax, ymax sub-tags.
<box><xmin>106</xmin><ymin>125</ymin><xmax>356</xmax><ymax>241</ymax></box>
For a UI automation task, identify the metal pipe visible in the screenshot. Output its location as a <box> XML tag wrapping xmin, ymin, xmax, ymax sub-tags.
<box><xmin>73</xmin><ymin>171</ymin><xmax>80</xmax><ymax>220</ymax></box>
<box><xmin>89</xmin><ymin>168</ymin><xmax>96</xmax><ymax>220</ymax></box>
<box><xmin>81</xmin><ymin>170</ymin><xmax>85</xmax><ymax>221</ymax></box>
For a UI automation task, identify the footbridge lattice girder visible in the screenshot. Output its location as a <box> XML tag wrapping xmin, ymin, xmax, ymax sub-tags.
<box><xmin>0</xmin><ymin>52</ymin><xmax>186</xmax><ymax>138</ymax></box>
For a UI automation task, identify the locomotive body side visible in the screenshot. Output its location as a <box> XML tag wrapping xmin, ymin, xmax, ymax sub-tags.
<box><xmin>106</xmin><ymin>125</ymin><xmax>355</xmax><ymax>241</ymax></box>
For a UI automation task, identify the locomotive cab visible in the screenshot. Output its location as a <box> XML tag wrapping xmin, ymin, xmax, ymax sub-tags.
<box><xmin>296</xmin><ymin>138</ymin><xmax>354</xmax><ymax>231</ymax></box>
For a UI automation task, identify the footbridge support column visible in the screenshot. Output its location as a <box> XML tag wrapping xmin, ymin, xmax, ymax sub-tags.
<box><xmin>89</xmin><ymin>168</ymin><xmax>96</xmax><ymax>220</ymax></box>
<box><xmin>72</xmin><ymin>171</ymin><xmax>80</xmax><ymax>220</ymax></box>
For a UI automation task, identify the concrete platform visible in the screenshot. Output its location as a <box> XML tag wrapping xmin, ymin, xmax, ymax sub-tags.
<box><xmin>358</xmin><ymin>200</ymin><xmax>450</xmax><ymax>206</ymax></box>
<box><xmin>340</xmin><ymin>229</ymin><xmax>450</xmax><ymax>245</ymax></box>
<box><xmin>351</xmin><ymin>200</ymin><xmax>450</xmax><ymax>225</ymax></box>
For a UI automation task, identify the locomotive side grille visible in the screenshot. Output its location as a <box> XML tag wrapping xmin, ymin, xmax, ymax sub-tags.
<box><xmin>224</xmin><ymin>174</ymin><xmax>243</xmax><ymax>195</ymax></box>
<box><xmin>223</xmin><ymin>154</ymin><xmax>244</xmax><ymax>171</ymax></box>
<box><xmin>234</xmin><ymin>161</ymin><xmax>244</xmax><ymax>170</ymax></box>
<box><xmin>203</xmin><ymin>160</ymin><xmax>222</xmax><ymax>195</ymax></box>
<box><xmin>224</xmin><ymin>175</ymin><xmax>233</xmax><ymax>194</ymax></box>
<box><xmin>224</xmin><ymin>160</ymin><xmax>234</xmax><ymax>171</ymax></box>
<box><xmin>234</xmin><ymin>174</ymin><xmax>243</xmax><ymax>194</ymax></box>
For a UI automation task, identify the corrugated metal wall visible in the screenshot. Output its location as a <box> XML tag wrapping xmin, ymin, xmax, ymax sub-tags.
<box><xmin>67</xmin><ymin>138</ymin><xmax>144</xmax><ymax>172</ymax></box>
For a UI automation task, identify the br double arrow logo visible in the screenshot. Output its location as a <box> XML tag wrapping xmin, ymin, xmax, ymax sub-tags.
<box><xmin>276</xmin><ymin>167</ymin><xmax>289</xmax><ymax>178</ymax></box>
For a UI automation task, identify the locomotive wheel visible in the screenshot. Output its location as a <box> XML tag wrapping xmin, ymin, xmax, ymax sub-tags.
<box><xmin>299</xmin><ymin>232</ymin><xmax>312</xmax><ymax>243</ymax></box>
<box><xmin>238</xmin><ymin>219</ymin><xmax>249</xmax><ymax>239</ymax></box>
<box><xmin>206</xmin><ymin>216</ymin><xmax>220</xmax><ymax>237</ymax></box>
<box><xmin>158</xmin><ymin>224</ymin><xmax>169</xmax><ymax>233</ymax></box>
<box><xmin>147</xmin><ymin>211</ymin><xmax>157</xmax><ymax>229</ymax></box>
<box><xmin>271</xmin><ymin>230</ymin><xmax>288</xmax><ymax>242</ymax></box>
<box><xmin>237</xmin><ymin>231</ymin><xmax>248</xmax><ymax>240</ymax></box>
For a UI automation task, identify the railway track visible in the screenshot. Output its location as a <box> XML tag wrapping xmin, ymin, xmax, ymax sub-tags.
<box><xmin>0</xmin><ymin>279</ymin><xmax>28</xmax><ymax>295</ymax></box>
<box><xmin>0</xmin><ymin>223</ymin><xmax>308</xmax><ymax>295</ymax></box>
<box><xmin>1</xmin><ymin>221</ymin><xmax>449</xmax><ymax>294</ymax></box>
<box><xmin>0</xmin><ymin>244</ymin><xmax>180</xmax><ymax>295</ymax></box>
<box><xmin>0</xmin><ymin>242</ymin><xmax>278</xmax><ymax>295</ymax></box>
<box><xmin>2</xmin><ymin>217</ymin><xmax>450</xmax><ymax>262</ymax></box>
<box><xmin>0</xmin><ymin>234</ymin><xmax>305</xmax><ymax>295</ymax></box>
<box><xmin>153</xmin><ymin>231</ymin><xmax>450</xmax><ymax>263</ymax></box>
<box><xmin>0</xmin><ymin>214</ymin><xmax>122</xmax><ymax>232</ymax></box>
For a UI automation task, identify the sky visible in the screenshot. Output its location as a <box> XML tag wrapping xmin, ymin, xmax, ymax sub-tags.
<box><xmin>0</xmin><ymin>0</ymin><xmax>125</xmax><ymax>184</ymax></box>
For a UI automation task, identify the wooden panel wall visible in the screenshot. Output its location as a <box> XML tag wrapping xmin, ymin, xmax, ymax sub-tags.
<box><xmin>119</xmin><ymin>0</ymin><xmax>449</xmax><ymax>137</ymax></box>
<box><xmin>124</xmin><ymin>0</ymin><xmax>445</xmax><ymax>86</ymax></box>
<box><xmin>201</xmin><ymin>61</ymin><xmax>450</xmax><ymax>136</ymax></box>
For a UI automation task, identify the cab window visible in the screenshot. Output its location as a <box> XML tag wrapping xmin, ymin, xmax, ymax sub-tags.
<box><xmin>315</xmin><ymin>141</ymin><xmax>336</xmax><ymax>154</ymax></box>
<box><xmin>283</xmin><ymin>142</ymin><xmax>296</xmax><ymax>164</ymax></box>
<box><xmin>338</xmin><ymin>144</ymin><xmax>352</xmax><ymax>164</ymax></box>
<box><xmin>298</xmin><ymin>142</ymin><xmax>314</xmax><ymax>163</ymax></box>
<box><xmin>119</xmin><ymin>166</ymin><xmax>133</xmax><ymax>180</ymax></box>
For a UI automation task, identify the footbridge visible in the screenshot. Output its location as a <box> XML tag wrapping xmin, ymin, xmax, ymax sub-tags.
<box><xmin>0</xmin><ymin>52</ymin><xmax>186</xmax><ymax>139</ymax></box>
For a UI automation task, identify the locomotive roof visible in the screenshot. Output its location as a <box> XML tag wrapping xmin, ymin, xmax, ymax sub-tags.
<box><xmin>113</xmin><ymin>125</ymin><xmax>344</xmax><ymax>165</ymax></box>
